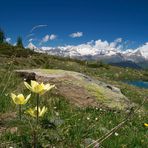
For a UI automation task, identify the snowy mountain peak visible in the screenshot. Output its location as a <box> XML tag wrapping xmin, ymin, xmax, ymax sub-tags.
<box><xmin>27</xmin><ymin>40</ymin><xmax>148</xmax><ymax>64</ymax></box>
<box><xmin>27</xmin><ymin>42</ymin><xmax>37</xmax><ymax>50</ymax></box>
<box><xmin>137</xmin><ymin>43</ymin><xmax>148</xmax><ymax>59</ymax></box>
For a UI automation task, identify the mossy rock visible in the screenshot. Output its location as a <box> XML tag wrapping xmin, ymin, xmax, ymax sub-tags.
<box><xmin>16</xmin><ymin>69</ymin><xmax>134</xmax><ymax>111</ymax></box>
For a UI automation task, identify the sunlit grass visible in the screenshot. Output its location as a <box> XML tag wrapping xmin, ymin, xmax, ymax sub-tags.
<box><xmin>0</xmin><ymin>44</ymin><xmax>148</xmax><ymax>147</ymax></box>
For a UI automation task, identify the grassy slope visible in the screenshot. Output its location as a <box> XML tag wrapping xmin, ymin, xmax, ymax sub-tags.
<box><xmin>0</xmin><ymin>44</ymin><xmax>148</xmax><ymax>147</ymax></box>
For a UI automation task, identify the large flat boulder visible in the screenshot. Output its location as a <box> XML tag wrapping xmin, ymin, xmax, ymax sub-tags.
<box><xmin>16</xmin><ymin>69</ymin><xmax>133</xmax><ymax>110</ymax></box>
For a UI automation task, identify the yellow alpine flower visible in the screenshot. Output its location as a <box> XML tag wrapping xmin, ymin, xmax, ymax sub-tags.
<box><xmin>24</xmin><ymin>80</ymin><xmax>55</xmax><ymax>94</ymax></box>
<box><xmin>144</xmin><ymin>123</ymin><xmax>148</xmax><ymax>127</ymax></box>
<box><xmin>26</xmin><ymin>106</ymin><xmax>47</xmax><ymax>117</ymax></box>
<box><xmin>11</xmin><ymin>93</ymin><xmax>31</xmax><ymax>105</ymax></box>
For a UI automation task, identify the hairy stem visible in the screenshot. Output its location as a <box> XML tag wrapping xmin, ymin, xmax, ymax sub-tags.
<box><xmin>19</xmin><ymin>105</ymin><xmax>21</xmax><ymax>120</ymax></box>
<box><xmin>36</xmin><ymin>94</ymin><xmax>39</xmax><ymax>148</ymax></box>
<box><xmin>36</xmin><ymin>94</ymin><xmax>39</xmax><ymax>125</ymax></box>
<box><xmin>32</xmin><ymin>130</ymin><xmax>37</xmax><ymax>148</ymax></box>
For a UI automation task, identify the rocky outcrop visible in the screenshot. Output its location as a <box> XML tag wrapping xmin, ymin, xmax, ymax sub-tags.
<box><xmin>16</xmin><ymin>69</ymin><xmax>133</xmax><ymax>110</ymax></box>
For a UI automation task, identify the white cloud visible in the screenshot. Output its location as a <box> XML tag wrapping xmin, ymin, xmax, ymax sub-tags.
<box><xmin>35</xmin><ymin>37</ymin><xmax>148</xmax><ymax>60</ymax></box>
<box><xmin>39</xmin><ymin>34</ymin><xmax>57</xmax><ymax>45</ymax></box>
<box><xmin>110</xmin><ymin>38</ymin><xmax>122</xmax><ymax>48</ymax></box>
<box><xmin>41</xmin><ymin>38</ymin><xmax>124</xmax><ymax>57</ymax></box>
<box><xmin>6</xmin><ymin>38</ymin><xmax>11</xmax><ymax>43</ymax></box>
<box><xmin>94</xmin><ymin>40</ymin><xmax>109</xmax><ymax>49</ymax></box>
<box><xmin>42</xmin><ymin>34</ymin><xmax>57</xmax><ymax>43</ymax></box>
<box><xmin>42</xmin><ymin>35</ymin><xmax>50</xmax><ymax>42</ymax></box>
<box><xmin>136</xmin><ymin>42</ymin><xmax>148</xmax><ymax>58</ymax></box>
<box><xmin>115</xmin><ymin>38</ymin><xmax>122</xmax><ymax>43</ymax></box>
<box><xmin>70</xmin><ymin>32</ymin><xmax>83</xmax><ymax>38</ymax></box>
<box><xmin>30</xmin><ymin>24</ymin><xmax>48</xmax><ymax>32</ymax></box>
<box><xmin>49</xmin><ymin>34</ymin><xmax>57</xmax><ymax>40</ymax></box>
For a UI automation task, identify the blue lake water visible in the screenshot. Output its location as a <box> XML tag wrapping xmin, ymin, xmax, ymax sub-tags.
<box><xmin>125</xmin><ymin>81</ymin><xmax>148</xmax><ymax>89</ymax></box>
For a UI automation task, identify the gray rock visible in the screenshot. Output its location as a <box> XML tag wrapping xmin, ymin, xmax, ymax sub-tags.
<box><xmin>16</xmin><ymin>69</ymin><xmax>133</xmax><ymax>110</ymax></box>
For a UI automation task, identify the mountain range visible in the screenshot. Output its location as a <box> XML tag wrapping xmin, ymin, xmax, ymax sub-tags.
<box><xmin>27</xmin><ymin>42</ymin><xmax>148</xmax><ymax>69</ymax></box>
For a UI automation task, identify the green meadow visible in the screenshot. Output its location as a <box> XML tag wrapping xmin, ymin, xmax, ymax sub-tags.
<box><xmin>0</xmin><ymin>43</ymin><xmax>148</xmax><ymax>148</ymax></box>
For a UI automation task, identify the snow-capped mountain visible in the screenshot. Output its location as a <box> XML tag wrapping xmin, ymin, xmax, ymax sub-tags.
<box><xmin>27</xmin><ymin>41</ymin><xmax>148</xmax><ymax>68</ymax></box>
<box><xmin>27</xmin><ymin>42</ymin><xmax>38</xmax><ymax>50</ymax></box>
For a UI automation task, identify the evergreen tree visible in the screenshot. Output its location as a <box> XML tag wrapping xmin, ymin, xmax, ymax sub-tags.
<box><xmin>0</xmin><ymin>28</ymin><xmax>5</xmax><ymax>44</ymax></box>
<box><xmin>16</xmin><ymin>36</ymin><xmax>24</xmax><ymax>48</ymax></box>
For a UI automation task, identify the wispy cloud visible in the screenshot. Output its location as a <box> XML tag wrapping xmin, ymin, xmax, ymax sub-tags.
<box><xmin>70</xmin><ymin>32</ymin><xmax>83</xmax><ymax>38</ymax></box>
<box><xmin>26</xmin><ymin>33</ymin><xmax>34</xmax><ymax>38</ymax></box>
<box><xmin>30</xmin><ymin>24</ymin><xmax>48</xmax><ymax>32</ymax></box>
<box><xmin>29</xmin><ymin>38</ymin><xmax>33</xmax><ymax>42</ymax></box>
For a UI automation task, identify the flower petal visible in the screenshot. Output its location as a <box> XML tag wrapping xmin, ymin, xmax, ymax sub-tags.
<box><xmin>34</xmin><ymin>84</ymin><xmax>44</xmax><ymax>93</ymax></box>
<box><xmin>144</xmin><ymin>123</ymin><xmax>148</xmax><ymax>127</ymax></box>
<box><xmin>26</xmin><ymin>108</ymin><xmax>36</xmax><ymax>117</ymax></box>
<box><xmin>24</xmin><ymin>82</ymin><xmax>33</xmax><ymax>91</ymax></box>
<box><xmin>45</xmin><ymin>84</ymin><xmax>55</xmax><ymax>91</ymax></box>
<box><xmin>23</xmin><ymin>94</ymin><xmax>31</xmax><ymax>104</ymax></box>
<box><xmin>26</xmin><ymin>94</ymin><xmax>31</xmax><ymax>100</ymax></box>
<box><xmin>17</xmin><ymin>94</ymin><xmax>25</xmax><ymax>100</ymax></box>
<box><xmin>31</xmin><ymin>80</ymin><xmax>39</xmax><ymax>89</ymax></box>
<box><xmin>11</xmin><ymin>93</ymin><xmax>16</xmax><ymax>100</ymax></box>
<box><xmin>11</xmin><ymin>93</ymin><xmax>17</xmax><ymax>104</ymax></box>
<box><xmin>39</xmin><ymin>106</ymin><xmax>47</xmax><ymax>117</ymax></box>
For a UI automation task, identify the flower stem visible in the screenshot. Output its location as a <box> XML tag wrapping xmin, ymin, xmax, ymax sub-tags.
<box><xmin>19</xmin><ymin>105</ymin><xmax>21</xmax><ymax>120</ymax></box>
<box><xmin>33</xmin><ymin>130</ymin><xmax>38</xmax><ymax>148</ymax></box>
<box><xmin>36</xmin><ymin>94</ymin><xmax>39</xmax><ymax>148</ymax></box>
<box><xmin>36</xmin><ymin>94</ymin><xmax>39</xmax><ymax>126</ymax></box>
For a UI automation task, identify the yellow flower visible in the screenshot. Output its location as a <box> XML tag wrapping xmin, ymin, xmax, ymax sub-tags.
<box><xmin>11</xmin><ymin>93</ymin><xmax>31</xmax><ymax>105</ymax></box>
<box><xmin>26</xmin><ymin>106</ymin><xmax>47</xmax><ymax>117</ymax></box>
<box><xmin>144</xmin><ymin>123</ymin><xmax>148</xmax><ymax>127</ymax></box>
<box><xmin>24</xmin><ymin>80</ymin><xmax>55</xmax><ymax>94</ymax></box>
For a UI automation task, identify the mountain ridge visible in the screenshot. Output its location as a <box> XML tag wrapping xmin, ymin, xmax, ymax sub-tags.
<box><xmin>27</xmin><ymin>42</ymin><xmax>148</xmax><ymax>69</ymax></box>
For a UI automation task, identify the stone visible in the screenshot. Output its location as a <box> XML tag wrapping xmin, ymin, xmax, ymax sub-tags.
<box><xmin>16</xmin><ymin>69</ymin><xmax>133</xmax><ymax>110</ymax></box>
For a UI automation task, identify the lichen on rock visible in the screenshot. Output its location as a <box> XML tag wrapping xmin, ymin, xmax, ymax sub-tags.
<box><xmin>16</xmin><ymin>69</ymin><xmax>133</xmax><ymax>110</ymax></box>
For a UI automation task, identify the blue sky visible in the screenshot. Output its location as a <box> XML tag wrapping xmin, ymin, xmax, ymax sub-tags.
<box><xmin>0</xmin><ymin>0</ymin><xmax>148</xmax><ymax>48</ymax></box>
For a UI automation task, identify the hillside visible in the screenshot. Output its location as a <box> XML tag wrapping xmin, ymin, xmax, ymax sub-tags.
<box><xmin>0</xmin><ymin>44</ymin><xmax>148</xmax><ymax>147</ymax></box>
<box><xmin>110</xmin><ymin>61</ymin><xmax>142</xmax><ymax>69</ymax></box>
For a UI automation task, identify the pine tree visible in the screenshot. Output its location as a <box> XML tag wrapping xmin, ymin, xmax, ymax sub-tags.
<box><xmin>16</xmin><ymin>36</ymin><xmax>24</xmax><ymax>48</ymax></box>
<box><xmin>0</xmin><ymin>28</ymin><xmax>5</xmax><ymax>44</ymax></box>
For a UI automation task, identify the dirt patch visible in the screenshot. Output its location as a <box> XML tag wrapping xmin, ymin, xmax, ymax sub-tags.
<box><xmin>0</xmin><ymin>112</ymin><xmax>16</xmax><ymax>134</ymax></box>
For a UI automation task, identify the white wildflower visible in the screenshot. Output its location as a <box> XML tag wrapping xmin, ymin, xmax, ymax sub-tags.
<box><xmin>95</xmin><ymin>117</ymin><xmax>98</xmax><ymax>121</ymax></box>
<box><xmin>115</xmin><ymin>132</ymin><xmax>119</xmax><ymax>136</ymax></box>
